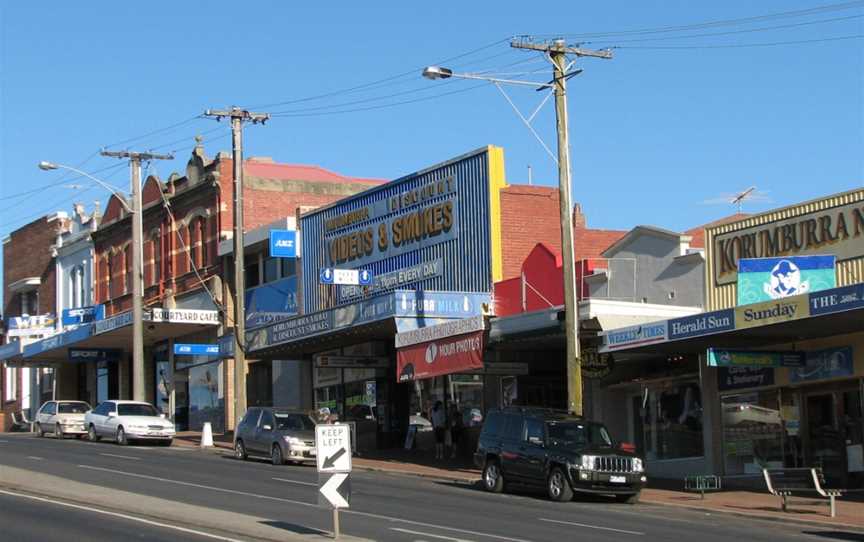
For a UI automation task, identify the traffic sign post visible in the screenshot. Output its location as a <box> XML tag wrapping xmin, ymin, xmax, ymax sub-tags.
<box><xmin>316</xmin><ymin>423</ymin><xmax>352</xmax><ymax>539</ymax></box>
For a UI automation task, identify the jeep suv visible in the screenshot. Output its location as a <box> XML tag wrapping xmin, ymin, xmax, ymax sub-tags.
<box><xmin>474</xmin><ymin>408</ymin><xmax>646</xmax><ymax>503</ymax></box>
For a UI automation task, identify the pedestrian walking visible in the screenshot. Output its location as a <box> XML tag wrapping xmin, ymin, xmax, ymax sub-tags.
<box><xmin>449</xmin><ymin>403</ymin><xmax>464</xmax><ymax>459</ymax></box>
<box><xmin>431</xmin><ymin>401</ymin><xmax>446</xmax><ymax>460</ymax></box>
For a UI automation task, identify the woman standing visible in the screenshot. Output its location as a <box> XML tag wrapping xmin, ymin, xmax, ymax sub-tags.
<box><xmin>431</xmin><ymin>401</ymin><xmax>446</xmax><ymax>460</ymax></box>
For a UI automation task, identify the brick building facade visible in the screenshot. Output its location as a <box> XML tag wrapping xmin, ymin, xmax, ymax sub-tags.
<box><xmin>2</xmin><ymin>212</ymin><xmax>67</xmax><ymax>430</ymax></box>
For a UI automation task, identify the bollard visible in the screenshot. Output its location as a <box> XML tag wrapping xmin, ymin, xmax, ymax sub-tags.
<box><xmin>201</xmin><ymin>422</ymin><xmax>214</xmax><ymax>448</ymax></box>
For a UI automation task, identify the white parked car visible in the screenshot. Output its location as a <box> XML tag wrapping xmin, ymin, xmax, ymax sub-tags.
<box><xmin>85</xmin><ymin>400</ymin><xmax>175</xmax><ymax>446</ymax></box>
<box><xmin>35</xmin><ymin>400</ymin><xmax>92</xmax><ymax>439</ymax></box>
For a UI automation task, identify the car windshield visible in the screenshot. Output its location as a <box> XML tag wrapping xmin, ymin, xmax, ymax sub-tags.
<box><xmin>274</xmin><ymin>413</ymin><xmax>316</xmax><ymax>431</ymax></box>
<box><xmin>546</xmin><ymin>421</ymin><xmax>612</xmax><ymax>448</ymax></box>
<box><xmin>58</xmin><ymin>402</ymin><xmax>90</xmax><ymax>414</ymax></box>
<box><xmin>118</xmin><ymin>404</ymin><xmax>160</xmax><ymax>417</ymax></box>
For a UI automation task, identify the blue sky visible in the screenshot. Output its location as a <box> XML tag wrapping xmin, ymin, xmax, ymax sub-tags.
<box><xmin>1</xmin><ymin>1</ymin><xmax>862</xmax><ymax>300</ymax></box>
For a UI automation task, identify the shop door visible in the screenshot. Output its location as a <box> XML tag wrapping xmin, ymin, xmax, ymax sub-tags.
<box><xmin>631</xmin><ymin>395</ymin><xmax>645</xmax><ymax>456</ymax></box>
<box><xmin>805</xmin><ymin>393</ymin><xmax>844</xmax><ymax>484</ymax></box>
<box><xmin>841</xmin><ymin>388</ymin><xmax>864</xmax><ymax>488</ymax></box>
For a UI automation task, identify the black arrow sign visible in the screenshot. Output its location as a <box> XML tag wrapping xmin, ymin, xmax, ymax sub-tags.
<box><xmin>322</xmin><ymin>447</ymin><xmax>346</xmax><ymax>469</ymax></box>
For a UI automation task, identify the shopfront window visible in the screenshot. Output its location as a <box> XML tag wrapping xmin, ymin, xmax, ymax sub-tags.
<box><xmin>188</xmin><ymin>360</ymin><xmax>224</xmax><ymax>433</ymax></box>
<box><xmin>450</xmin><ymin>374</ymin><xmax>484</xmax><ymax>427</ymax></box>
<box><xmin>643</xmin><ymin>382</ymin><xmax>704</xmax><ymax>460</ymax></box>
<box><xmin>155</xmin><ymin>360</ymin><xmax>170</xmax><ymax>415</ymax></box>
<box><xmin>722</xmin><ymin>391</ymin><xmax>785</xmax><ymax>475</ymax></box>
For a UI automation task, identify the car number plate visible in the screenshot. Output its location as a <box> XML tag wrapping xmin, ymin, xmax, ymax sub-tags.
<box><xmin>610</xmin><ymin>475</ymin><xmax>627</xmax><ymax>484</ymax></box>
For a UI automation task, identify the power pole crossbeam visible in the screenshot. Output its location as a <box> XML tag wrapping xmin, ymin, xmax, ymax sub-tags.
<box><xmin>509</xmin><ymin>38</ymin><xmax>612</xmax><ymax>417</ymax></box>
<box><xmin>100</xmin><ymin>149</ymin><xmax>174</xmax><ymax>402</ymax></box>
<box><xmin>202</xmin><ymin>107</ymin><xmax>269</xmax><ymax>430</ymax></box>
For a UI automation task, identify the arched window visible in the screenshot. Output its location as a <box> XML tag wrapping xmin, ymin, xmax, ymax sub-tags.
<box><xmin>186</xmin><ymin>216</ymin><xmax>208</xmax><ymax>271</ymax></box>
<box><xmin>69</xmin><ymin>265</ymin><xmax>85</xmax><ymax>308</ymax></box>
<box><xmin>123</xmin><ymin>245</ymin><xmax>132</xmax><ymax>295</ymax></box>
<box><xmin>153</xmin><ymin>232</ymin><xmax>162</xmax><ymax>285</ymax></box>
<box><xmin>106</xmin><ymin>254</ymin><xmax>114</xmax><ymax>300</ymax></box>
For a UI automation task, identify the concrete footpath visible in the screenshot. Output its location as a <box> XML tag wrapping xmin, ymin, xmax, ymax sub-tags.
<box><xmin>177</xmin><ymin>431</ymin><xmax>864</xmax><ymax>531</ymax></box>
<box><xmin>0</xmin><ymin>464</ymin><xmax>370</xmax><ymax>542</ymax></box>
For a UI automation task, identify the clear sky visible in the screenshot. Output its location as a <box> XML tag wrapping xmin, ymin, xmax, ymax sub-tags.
<box><xmin>1</xmin><ymin>1</ymin><xmax>862</xmax><ymax>302</ymax></box>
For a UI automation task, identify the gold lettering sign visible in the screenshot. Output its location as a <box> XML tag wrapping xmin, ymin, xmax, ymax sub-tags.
<box><xmin>713</xmin><ymin>200</ymin><xmax>864</xmax><ymax>285</ymax></box>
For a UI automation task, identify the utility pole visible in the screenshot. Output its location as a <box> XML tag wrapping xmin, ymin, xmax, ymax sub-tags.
<box><xmin>202</xmin><ymin>107</ymin><xmax>269</xmax><ymax>428</ymax></box>
<box><xmin>510</xmin><ymin>38</ymin><xmax>612</xmax><ymax>416</ymax></box>
<box><xmin>101</xmin><ymin>149</ymin><xmax>174</xmax><ymax>402</ymax></box>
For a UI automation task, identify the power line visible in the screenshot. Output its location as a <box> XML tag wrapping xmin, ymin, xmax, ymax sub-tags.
<box><xmin>592</xmin><ymin>13</ymin><xmax>864</xmax><ymax>45</ymax></box>
<box><xmin>246</xmin><ymin>36</ymin><xmax>513</xmax><ymax>110</ymax></box>
<box><xmin>615</xmin><ymin>33</ymin><xmax>864</xmax><ymax>49</ymax></box>
<box><xmin>0</xmin><ymin>160</ymin><xmax>126</xmax><ymax>203</ymax></box>
<box><xmin>102</xmin><ymin>115</ymin><xmax>205</xmax><ymax>150</ymax></box>
<box><xmin>543</xmin><ymin>0</ymin><xmax>864</xmax><ymax>39</ymax></box>
<box><xmin>270</xmin><ymin>81</ymin><xmax>489</xmax><ymax>118</ymax></box>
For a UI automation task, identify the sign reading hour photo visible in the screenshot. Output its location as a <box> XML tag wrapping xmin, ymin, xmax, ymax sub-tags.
<box><xmin>737</xmin><ymin>255</ymin><xmax>836</xmax><ymax>306</ymax></box>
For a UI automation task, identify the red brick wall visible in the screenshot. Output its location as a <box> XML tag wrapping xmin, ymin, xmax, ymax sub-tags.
<box><xmin>500</xmin><ymin>186</ymin><xmax>563</xmax><ymax>281</ymax></box>
<box><xmin>3</xmin><ymin>216</ymin><xmax>63</xmax><ymax>317</ymax></box>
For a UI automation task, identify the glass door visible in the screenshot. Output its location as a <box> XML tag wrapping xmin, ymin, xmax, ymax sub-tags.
<box><xmin>805</xmin><ymin>392</ymin><xmax>843</xmax><ymax>484</ymax></box>
<box><xmin>841</xmin><ymin>386</ymin><xmax>864</xmax><ymax>488</ymax></box>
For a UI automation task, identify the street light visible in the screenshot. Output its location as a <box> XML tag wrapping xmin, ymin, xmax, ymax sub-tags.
<box><xmin>38</xmin><ymin>161</ymin><xmax>133</xmax><ymax>213</ymax></box>
<box><xmin>422</xmin><ymin>66</ymin><xmax>554</xmax><ymax>88</ymax></box>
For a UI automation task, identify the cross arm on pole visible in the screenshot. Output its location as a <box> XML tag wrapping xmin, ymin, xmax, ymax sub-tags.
<box><xmin>204</xmin><ymin>107</ymin><xmax>270</xmax><ymax>125</ymax></box>
<box><xmin>511</xmin><ymin>39</ymin><xmax>613</xmax><ymax>59</ymax></box>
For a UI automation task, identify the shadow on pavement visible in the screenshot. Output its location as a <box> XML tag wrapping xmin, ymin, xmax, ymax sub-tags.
<box><xmin>260</xmin><ymin>520</ymin><xmax>330</xmax><ymax>536</ymax></box>
<box><xmin>801</xmin><ymin>532</ymin><xmax>864</xmax><ymax>541</ymax></box>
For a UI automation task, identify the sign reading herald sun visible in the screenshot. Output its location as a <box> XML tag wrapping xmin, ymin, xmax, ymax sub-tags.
<box><xmin>736</xmin><ymin>255</ymin><xmax>836</xmax><ymax>306</ymax></box>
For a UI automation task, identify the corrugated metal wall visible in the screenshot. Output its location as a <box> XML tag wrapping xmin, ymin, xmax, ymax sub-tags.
<box><xmin>301</xmin><ymin>148</ymin><xmax>496</xmax><ymax>314</ymax></box>
<box><xmin>704</xmin><ymin>188</ymin><xmax>864</xmax><ymax>310</ymax></box>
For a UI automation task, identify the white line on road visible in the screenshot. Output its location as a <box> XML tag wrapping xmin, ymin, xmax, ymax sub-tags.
<box><xmin>539</xmin><ymin>518</ymin><xmax>644</xmax><ymax>536</ymax></box>
<box><xmin>77</xmin><ymin>465</ymin><xmax>318</xmax><ymax>508</ymax></box>
<box><xmin>349</xmin><ymin>510</ymin><xmax>534</xmax><ymax>542</ymax></box>
<box><xmin>0</xmin><ymin>488</ymin><xmax>245</xmax><ymax>542</ymax></box>
<box><xmin>391</xmin><ymin>527</ymin><xmax>476</xmax><ymax>541</ymax></box>
<box><xmin>78</xmin><ymin>464</ymin><xmax>534</xmax><ymax>542</ymax></box>
<box><xmin>99</xmin><ymin>453</ymin><xmax>142</xmax><ymax>460</ymax></box>
<box><xmin>0</xmin><ymin>439</ymin><xmax>9</xmax><ymax>443</ymax></box>
<box><xmin>26</xmin><ymin>456</ymin><xmax>44</xmax><ymax>461</ymax></box>
<box><xmin>273</xmin><ymin>477</ymin><xmax>317</xmax><ymax>486</ymax></box>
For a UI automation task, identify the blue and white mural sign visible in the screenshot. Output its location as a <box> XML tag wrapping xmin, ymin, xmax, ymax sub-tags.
<box><xmin>790</xmin><ymin>346</ymin><xmax>854</xmax><ymax>383</ymax></box>
<box><xmin>62</xmin><ymin>304</ymin><xmax>105</xmax><ymax>327</ymax></box>
<box><xmin>737</xmin><ymin>256</ymin><xmax>836</xmax><ymax>306</ymax></box>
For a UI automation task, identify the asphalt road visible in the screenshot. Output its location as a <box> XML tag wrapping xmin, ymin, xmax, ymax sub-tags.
<box><xmin>0</xmin><ymin>490</ymin><xmax>221</xmax><ymax>542</ymax></box>
<box><xmin>1</xmin><ymin>434</ymin><xmax>862</xmax><ymax>542</ymax></box>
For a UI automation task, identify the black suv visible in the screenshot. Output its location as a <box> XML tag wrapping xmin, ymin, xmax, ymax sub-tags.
<box><xmin>474</xmin><ymin>408</ymin><xmax>646</xmax><ymax>503</ymax></box>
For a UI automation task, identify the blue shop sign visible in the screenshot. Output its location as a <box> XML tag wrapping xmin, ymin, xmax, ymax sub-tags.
<box><xmin>790</xmin><ymin>346</ymin><xmax>854</xmax><ymax>383</ymax></box>
<box><xmin>245</xmin><ymin>276</ymin><xmax>298</xmax><ymax>329</ymax></box>
<box><xmin>269</xmin><ymin>230</ymin><xmax>298</xmax><ymax>258</ymax></box>
<box><xmin>174</xmin><ymin>343</ymin><xmax>220</xmax><ymax>356</ymax></box>
<box><xmin>23</xmin><ymin>323</ymin><xmax>94</xmax><ymax>357</ymax></box>
<box><xmin>603</xmin><ymin>322</ymin><xmax>668</xmax><ymax>351</ymax></box>
<box><xmin>218</xmin><ymin>333</ymin><xmax>235</xmax><ymax>358</ymax></box>
<box><xmin>62</xmin><ymin>304</ymin><xmax>105</xmax><ymax>327</ymax></box>
<box><xmin>809</xmin><ymin>283</ymin><xmax>864</xmax><ymax>316</ymax></box>
<box><xmin>718</xmin><ymin>366</ymin><xmax>775</xmax><ymax>391</ymax></box>
<box><xmin>69</xmin><ymin>348</ymin><xmax>122</xmax><ymax>363</ymax></box>
<box><xmin>668</xmin><ymin>309</ymin><xmax>734</xmax><ymax>340</ymax></box>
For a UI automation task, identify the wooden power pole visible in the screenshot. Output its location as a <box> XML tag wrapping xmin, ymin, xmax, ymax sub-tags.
<box><xmin>510</xmin><ymin>38</ymin><xmax>612</xmax><ymax>416</ymax></box>
<box><xmin>202</xmin><ymin>107</ymin><xmax>269</xmax><ymax>428</ymax></box>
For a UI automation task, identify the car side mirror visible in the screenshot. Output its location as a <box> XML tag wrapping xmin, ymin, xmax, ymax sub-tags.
<box><xmin>528</xmin><ymin>436</ymin><xmax>544</xmax><ymax>447</ymax></box>
<box><xmin>262</xmin><ymin>424</ymin><xmax>273</xmax><ymax>431</ymax></box>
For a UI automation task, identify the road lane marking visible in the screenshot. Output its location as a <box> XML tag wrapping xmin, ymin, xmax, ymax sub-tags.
<box><xmin>273</xmin><ymin>477</ymin><xmax>317</xmax><ymax>486</ymax></box>
<box><xmin>391</xmin><ymin>527</ymin><xmax>475</xmax><ymax>541</ymax></box>
<box><xmin>349</xmin><ymin>510</ymin><xmax>533</xmax><ymax>542</ymax></box>
<box><xmin>0</xmin><ymin>439</ymin><xmax>9</xmax><ymax>443</ymax></box>
<box><xmin>26</xmin><ymin>456</ymin><xmax>44</xmax><ymax>461</ymax></box>
<box><xmin>99</xmin><ymin>453</ymin><xmax>142</xmax><ymax>460</ymax></box>
<box><xmin>539</xmin><ymin>518</ymin><xmax>644</xmax><ymax>536</ymax></box>
<box><xmin>77</xmin><ymin>465</ymin><xmax>318</xmax><ymax>508</ymax></box>
<box><xmin>0</xmin><ymin>488</ymin><xmax>245</xmax><ymax>542</ymax></box>
<box><xmin>78</xmin><ymin>464</ymin><xmax>533</xmax><ymax>542</ymax></box>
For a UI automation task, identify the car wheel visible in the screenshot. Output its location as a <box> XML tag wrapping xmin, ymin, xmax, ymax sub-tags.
<box><xmin>616</xmin><ymin>492</ymin><xmax>640</xmax><ymax>504</ymax></box>
<box><xmin>234</xmin><ymin>440</ymin><xmax>247</xmax><ymax>460</ymax></box>
<box><xmin>271</xmin><ymin>444</ymin><xmax>284</xmax><ymax>466</ymax></box>
<box><xmin>55</xmin><ymin>423</ymin><xmax>64</xmax><ymax>439</ymax></box>
<box><xmin>36</xmin><ymin>423</ymin><xmax>45</xmax><ymax>437</ymax></box>
<box><xmin>116</xmin><ymin>426</ymin><xmax>128</xmax><ymax>446</ymax></box>
<box><xmin>482</xmin><ymin>459</ymin><xmax>505</xmax><ymax>493</ymax></box>
<box><xmin>88</xmin><ymin>424</ymin><xmax>100</xmax><ymax>442</ymax></box>
<box><xmin>548</xmin><ymin>466</ymin><xmax>573</xmax><ymax>502</ymax></box>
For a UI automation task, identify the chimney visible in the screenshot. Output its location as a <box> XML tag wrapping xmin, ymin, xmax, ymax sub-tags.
<box><xmin>572</xmin><ymin>203</ymin><xmax>586</xmax><ymax>229</ymax></box>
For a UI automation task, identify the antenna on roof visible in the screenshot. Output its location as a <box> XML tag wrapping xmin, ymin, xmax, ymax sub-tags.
<box><xmin>527</xmin><ymin>164</ymin><xmax>533</xmax><ymax>185</ymax></box>
<box><xmin>731</xmin><ymin>186</ymin><xmax>756</xmax><ymax>213</ymax></box>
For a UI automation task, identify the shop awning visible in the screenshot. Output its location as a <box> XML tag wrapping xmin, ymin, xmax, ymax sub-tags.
<box><xmin>9</xmin><ymin>308</ymin><xmax>220</xmax><ymax>366</ymax></box>
<box><xmin>599</xmin><ymin>283</ymin><xmax>864</xmax><ymax>358</ymax></box>
<box><xmin>246</xmin><ymin>290</ymin><xmax>490</xmax><ymax>359</ymax></box>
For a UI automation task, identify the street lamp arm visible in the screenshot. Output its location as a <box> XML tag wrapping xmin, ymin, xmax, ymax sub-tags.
<box><xmin>422</xmin><ymin>66</ymin><xmax>552</xmax><ymax>89</ymax></box>
<box><xmin>38</xmin><ymin>161</ymin><xmax>133</xmax><ymax>213</ymax></box>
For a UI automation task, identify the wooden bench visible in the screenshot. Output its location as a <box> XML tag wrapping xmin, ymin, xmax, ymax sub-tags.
<box><xmin>763</xmin><ymin>467</ymin><xmax>844</xmax><ymax>518</ymax></box>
